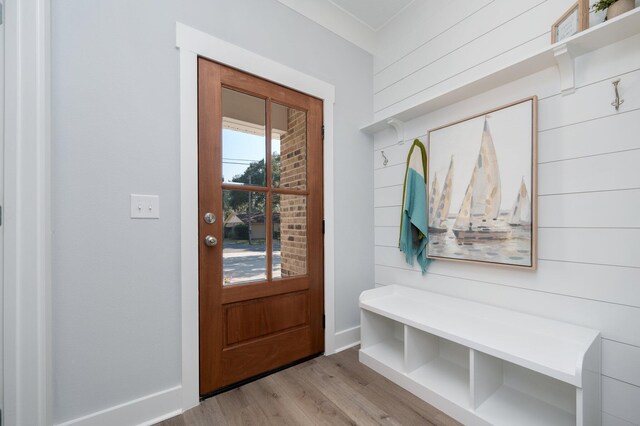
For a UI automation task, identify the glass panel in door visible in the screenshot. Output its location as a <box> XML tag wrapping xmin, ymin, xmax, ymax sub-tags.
<box><xmin>272</xmin><ymin>193</ymin><xmax>308</xmax><ymax>279</ymax></box>
<box><xmin>271</xmin><ymin>102</ymin><xmax>307</xmax><ymax>190</ymax></box>
<box><xmin>222</xmin><ymin>88</ymin><xmax>266</xmax><ymax>186</ymax></box>
<box><xmin>222</xmin><ymin>190</ymin><xmax>267</xmax><ymax>285</ymax></box>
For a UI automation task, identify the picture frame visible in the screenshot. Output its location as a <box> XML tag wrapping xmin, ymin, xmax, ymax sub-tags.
<box><xmin>551</xmin><ymin>0</ymin><xmax>589</xmax><ymax>43</ymax></box>
<box><xmin>426</xmin><ymin>97</ymin><xmax>538</xmax><ymax>270</ymax></box>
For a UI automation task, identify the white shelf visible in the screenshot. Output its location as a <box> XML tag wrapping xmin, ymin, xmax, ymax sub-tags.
<box><xmin>476</xmin><ymin>386</ymin><xmax>574</xmax><ymax>426</ymax></box>
<box><xmin>360</xmin><ymin>285</ymin><xmax>598</xmax><ymax>386</ymax></box>
<box><xmin>360</xmin><ymin>338</ymin><xmax>404</xmax><ymax>373</ymax></box>
<box><xmin>359</xmin><ymin>285</ymin><xmax>601</xmax><ymax>426</ymax></box>
<box><xmin>361</xmin><ymin>8</ymin><xmax>640</xmax><ymax>134</ymax></box>
<box><xmin>409</xmin><ymin>358</ymin><xmax>470</xmax><ymax>409</ymax></box>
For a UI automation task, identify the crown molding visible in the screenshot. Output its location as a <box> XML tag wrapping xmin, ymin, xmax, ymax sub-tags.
<box><xmin>275</xmin><ymin>0</ymin><xmax>377</xmax><ymax>54</ymax></box>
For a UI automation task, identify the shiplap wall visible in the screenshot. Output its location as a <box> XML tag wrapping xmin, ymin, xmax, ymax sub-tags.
<box><xmin>372</xmin><ymin>3</ymin><xmax>640</xmax><ymax>425</ymax></box>
<box><xmin>372</xmin><ymin>0</ymin><xmax>636</xmax><ymax>121</ymax></box>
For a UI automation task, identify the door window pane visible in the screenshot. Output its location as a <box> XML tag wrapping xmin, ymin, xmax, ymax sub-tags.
<box><xmin>271</xmin><ymin>103</ymin><xmax>306</xmax><ymax>190</ymax></box>
<box><xmin>223</xmin><ymin>190</ymin><xmax>267</xmax><ymax>285</ymax></box>
<box><xmin>222</xmin><ymin>88</ymin><xmax>266</xmax><ymax>186</ymax></box>
<box><xmin>272</xmin><ymin>194</ymin><xmax>307</xmax><ymax>279</ymax></box>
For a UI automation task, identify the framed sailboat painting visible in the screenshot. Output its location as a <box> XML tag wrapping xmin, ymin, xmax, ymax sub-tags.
<box><xmin>426</xmin><ymin>97</ymin><xmax>537</xmax><ymax>269</ymax></box>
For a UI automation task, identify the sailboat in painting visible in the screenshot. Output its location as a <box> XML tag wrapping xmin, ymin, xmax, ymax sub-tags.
<box><xmin>428</xmin><ymin>173</ymin><xmax>441</xmax><ymax>230</ymax></box>
<box><xmin>452</xmin><ymin>117</ymin><xmax>512</xmax><ymax>241</ymax></box>
<box><xmin>429</xmin><ymin>156</ymin><xmax>454</xmax><ymax>234</ymax></box>
<box><xmin>508</xmin><ymin>177</ymin><xmax>531</xmax><ymax>228</ymax></box>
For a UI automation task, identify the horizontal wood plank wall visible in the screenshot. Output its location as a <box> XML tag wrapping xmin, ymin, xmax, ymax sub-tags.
<box><xmin>372</xmin><ymin>13</ymin><xmax>640</xmax><ymax>423</ymax></box>
<box><xmin>373</xmin><ymin>0</ymin><xmax>580</xmax><ymax>120</ymax></box>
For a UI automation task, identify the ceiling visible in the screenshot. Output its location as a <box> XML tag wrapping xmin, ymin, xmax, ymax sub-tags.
<box><xmin>328</xmin><ymin>0</ymin><xmax>415</xmax><ymax>31</ymax></box>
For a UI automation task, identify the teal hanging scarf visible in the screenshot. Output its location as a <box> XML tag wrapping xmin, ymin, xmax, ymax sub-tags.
<box><xmin>399</xmin><ymin>139</ymin><xmax>431</xmax><ymax>273</ymax></box>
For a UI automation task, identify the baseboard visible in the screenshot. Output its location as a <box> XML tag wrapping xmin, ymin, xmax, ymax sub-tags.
<box><xmin>334</xmin><ymin>325</ymin><xmax>360</xmax><ymax>353</ymax></box>
<box><xmin>54</xmin><ymin>328</ymin><xmax>360</xmax><ymax>426</ymax></box>
<box><xmin>55</xmin><ymin>385</ymin><xmax>182</xmax><ymax>426</ymax></box>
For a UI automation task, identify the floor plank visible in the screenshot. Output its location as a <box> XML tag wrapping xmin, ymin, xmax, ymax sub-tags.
<box><xmin>271</xmin><ymin>366</ymin><xmax>355</xmax><ymax>426</ymax></box>
<box><xmin>297</xmin><ymin>359</ymin><xmax>402</xmax><ymax>426</ymax></box>
<box><xmin>317</xmin><ymin>353</ymin><xmax>440</xmax><ymax>425</ymax></box>
<box><xmin>182</xmin><ymin>397</ymin><xmax>228</xmax><ymax>426</ymax></box>
<box><xmin>157</xmin><ymin>347</ymin><xmax>461</xmax><ymax>426</ymax></box>
<box><xmin>242</xmin><ymin>376</ymin><xmax>315</xmax><ymax>425</ymax></box>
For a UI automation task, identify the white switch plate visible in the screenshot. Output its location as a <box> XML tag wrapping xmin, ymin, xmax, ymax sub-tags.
<box><xmin>130</xmin><ymin>194</ymin><xmax>160</xmax><ymax>219</ymax></box>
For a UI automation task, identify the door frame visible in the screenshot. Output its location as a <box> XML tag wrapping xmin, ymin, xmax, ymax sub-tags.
<box><xmin>3</xmin><ymin>0</ymin><xmax>53</xmax><ymax>425</ymax></box>
<box><xmin>176</xmin><ymin>22</ymin><xmax>337</xmax><ymax>411</ymax></box>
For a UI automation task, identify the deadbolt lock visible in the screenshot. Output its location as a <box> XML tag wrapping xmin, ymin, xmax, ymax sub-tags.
<box><xmin>204</xmin><ymin>212</ymin><xmax>216</xmax><ymax>224</ymax></box>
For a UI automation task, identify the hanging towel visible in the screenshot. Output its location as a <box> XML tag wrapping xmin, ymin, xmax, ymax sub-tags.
<box><xmin>399</xmin><ymin>139</ymin><xmax>431</xmax><ymax>273</ymax></box>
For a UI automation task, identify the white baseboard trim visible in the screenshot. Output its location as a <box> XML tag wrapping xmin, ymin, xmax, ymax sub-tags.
<box><xmin>334</xmin><ymin>326</ymin><xmax>360</xmax><ymax>353</ymax></box>
<box><xmin>55</xmin><ymin>385</ymin><xmax>182</xmax><ymax>426</ymax></box>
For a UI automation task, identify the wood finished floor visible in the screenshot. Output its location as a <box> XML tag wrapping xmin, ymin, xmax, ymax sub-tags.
<box><xmin>158</xmin><ymin>347</ymin><xmax>460</xmax><ymax>426</ymax></box>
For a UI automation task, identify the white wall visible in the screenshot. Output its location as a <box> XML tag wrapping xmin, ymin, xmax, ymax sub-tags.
<box><xmin>373</xmin><ymin>3</ymin><xmax>640</xmax><ymax>425</ymax></box>
<box><xmin>51</xmin><ymin>0</ymin><xmax>373</xmax><ymax>423</ymax></box>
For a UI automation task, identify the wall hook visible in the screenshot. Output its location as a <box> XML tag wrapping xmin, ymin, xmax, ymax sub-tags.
<box><xmin>386</xmin><ymin>118</ymin><xmax>405</xmax><ymax>145</ymax></box>
<box><xmin>381</xmin><ymin>151</ymin><xmax>389</xmax><ymax>166</ymax></box>
<box><xmin>611</xmin><ymin>79</ymin><xmax>624</xmax><ymax>111</ymax></box>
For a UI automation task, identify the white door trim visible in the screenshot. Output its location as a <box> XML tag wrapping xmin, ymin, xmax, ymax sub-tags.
<box><xmin>176</xmin><ymin>22</ymin><xmax>336</xmax><ymax>411</ymax></box>
<box><xmin>3</xmin><ymin>0</ymin><xmax>52</xmax><ymax>424</ymax></box>
<box><xmin>0</xmin><ymin>2</ymin><xmax>5</xmax><ymax>415</ymax></box>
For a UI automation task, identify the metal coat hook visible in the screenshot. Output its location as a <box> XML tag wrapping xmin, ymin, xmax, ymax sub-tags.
<box><xmin>381</xmin><ymin>151</ymin><xmax>389</xmax><ymax>166</ymax></box>
<box><xmin>611</xmin><ymin>79</ymin><xmax>624</xmax><ymax>111</ymax></box>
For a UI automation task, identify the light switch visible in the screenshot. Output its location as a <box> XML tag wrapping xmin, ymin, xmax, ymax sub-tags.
<box><xmin>130</xmin><ymin>194</ymin><xmax>160</xmax><ymax>219</ymax></box>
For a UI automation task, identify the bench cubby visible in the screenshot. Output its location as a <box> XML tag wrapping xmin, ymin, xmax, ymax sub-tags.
<box><xmin>359</xmin><ymin>285</ymin><xmax>601</xmax><ymax>426</ymax></box>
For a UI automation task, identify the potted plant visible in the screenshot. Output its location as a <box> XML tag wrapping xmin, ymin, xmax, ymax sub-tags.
<box><xmin>592</xmin><ymin>0</ymin><xmax>635</xmax><ymax>20</ymax></box>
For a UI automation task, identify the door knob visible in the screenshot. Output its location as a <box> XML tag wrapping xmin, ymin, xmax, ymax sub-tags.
<box><xmin>204</xmin><ymin>235</ymin><xmax>217</xmax><ymax>247</ymax></box>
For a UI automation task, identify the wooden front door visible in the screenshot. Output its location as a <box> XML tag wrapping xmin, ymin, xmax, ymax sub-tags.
<box><xmin>198</xmin><ymin>59</ymin><xmax>324</xmax><ymax>396</ymax></box>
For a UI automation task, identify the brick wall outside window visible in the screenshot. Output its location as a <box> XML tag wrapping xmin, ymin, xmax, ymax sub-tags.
<box><xmin>279</xmin><ymin>108</ymin><xmax>307</xmax><ymax>277</ymax></box>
